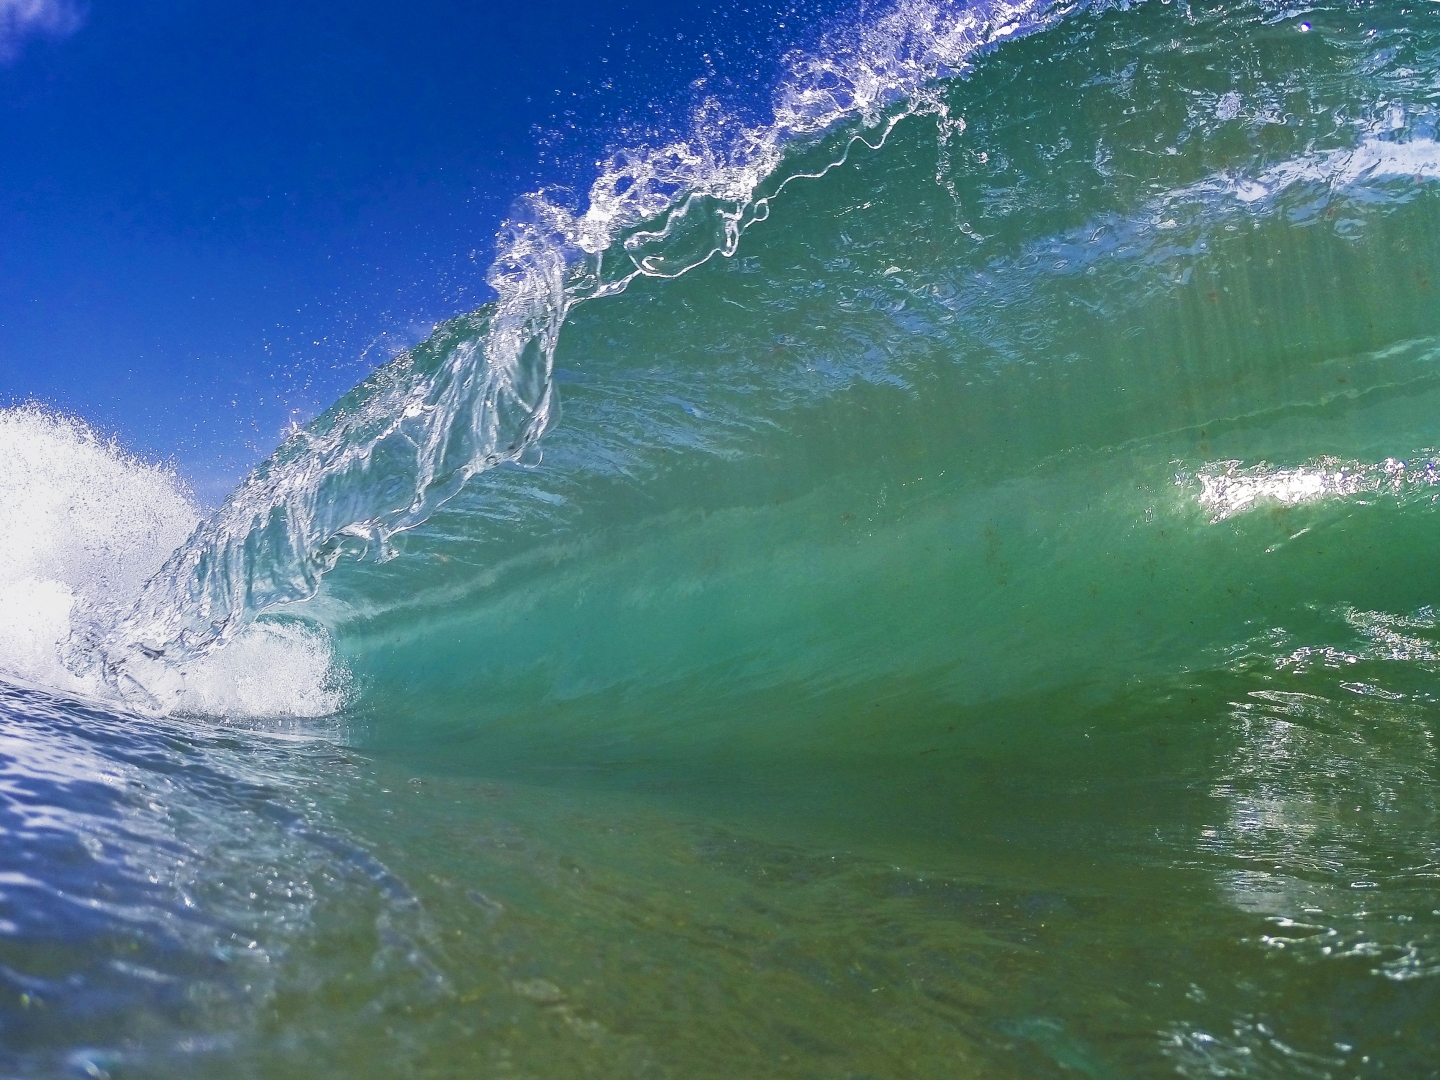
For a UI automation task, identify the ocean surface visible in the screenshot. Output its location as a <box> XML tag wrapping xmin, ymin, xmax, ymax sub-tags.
<box><xmin>4</xmin><ymin>0</ymin><xmax>1440</xmax><ymax>1075</ymax></box>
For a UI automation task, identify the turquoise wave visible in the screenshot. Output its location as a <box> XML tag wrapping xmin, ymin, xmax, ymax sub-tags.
<box><xmin>91</xmin><ymin>0</ymin><xmax>1083</xmax><ymax>705</ymax></box>
<box><xmin>80</xmin><ymin>0</ymin><xmax>1440</xmax><ymax>729</ymax></box>
<box><xmin>4</xmin><ymin>2</ymin><xmax>1439</xmax><ymax>1076</ymax></box>
<box><xmin>301</xmin><ymin>0</ymin><xmax>1440</xmax><ymax>769</ymax></box>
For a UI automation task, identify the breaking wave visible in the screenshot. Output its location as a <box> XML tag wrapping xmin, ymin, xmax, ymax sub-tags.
<box><xmin>47</xmin><ymin>0</ymin><xmax>1088</xmax><ymax>710</ymax></box>
<box><xmin>0</xmin><ymin>407</ymin><xmax>347</xmax><ymax>716</ymax></box>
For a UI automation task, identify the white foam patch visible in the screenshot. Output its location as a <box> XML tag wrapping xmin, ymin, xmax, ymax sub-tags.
<box><xmin>1190</xmin><ymin>455</ymin><xmax>1440</xmax><ymax>523</ymax></box>
<box><xmin>173</xmin><ymin>621</ymin><xmax>351</xmax><ymax>719</ymax></box>
<box><xmin>0</xmin><ymin>406</ymin><xmax>349</xmax><ymax>717</ymax></box>
<box><xmin>1158</xmin><ymin>129</ymin><xmax>1440</xmax><ymax>216</ymax></box>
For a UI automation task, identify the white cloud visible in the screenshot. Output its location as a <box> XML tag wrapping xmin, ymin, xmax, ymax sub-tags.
<box><xmin>0</xmin><ymin>0</ymin><xmax>85</xmax><ymax>63</ymax></box>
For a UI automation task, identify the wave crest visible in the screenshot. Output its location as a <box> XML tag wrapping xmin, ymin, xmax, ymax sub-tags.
<box><xmin>85</xmin><ymin>0</ymin><xmax>1083</xmax><ymax>706</ymax></box>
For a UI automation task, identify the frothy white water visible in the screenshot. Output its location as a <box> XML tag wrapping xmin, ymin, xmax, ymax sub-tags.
<box><xmin>1191</xmin><ymin>454</ymin><xmax>1440</xmax><ymax>523</ymax></box>
<box><xmin>0</xmin><ymin>407</ymin><xmax>347</xmax><ymax>717</ymax></box>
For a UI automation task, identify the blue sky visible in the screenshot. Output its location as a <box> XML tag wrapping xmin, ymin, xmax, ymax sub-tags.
<box><xmin>1</xmin><ymin>0</ymin><xmax>836</xmax><ymax>503</ymax></box>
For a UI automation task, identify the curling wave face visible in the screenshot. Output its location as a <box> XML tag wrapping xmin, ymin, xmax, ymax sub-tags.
<box><xmin>11</xmin><ymin>0</ymin><xmax>1440</xmax><ymax>730</ymax></box>
<box><xmin>308</xmin><ymin>0</ymin><xmax>1440</xmax><ymax>763</ymax></box>
<box><xmin>68</xmin><ymin>0</ymin><xmax>1088</xmax><ymax>710</ymax></box>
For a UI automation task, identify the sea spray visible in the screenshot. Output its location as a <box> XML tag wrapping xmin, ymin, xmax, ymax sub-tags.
<box><xmin>0</xmin><ymin>406</ymin><xmax>347</xmax><ymax>716</ymax></box>
<box><xmin>0</xmin><ymin>406</ymin><xmax>197</xmax><ymax>696</ymax></box>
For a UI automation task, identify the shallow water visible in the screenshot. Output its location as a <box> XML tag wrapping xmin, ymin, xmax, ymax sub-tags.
<box><xmin>4</xmin><ymin>0</ymin><xmax>1440</xmax><ymax>1074</ymax></box>
<box><xmin>4</xmin><ymin>664</ymin><xmax>1437</xmax><ymax>1077</ymax></box>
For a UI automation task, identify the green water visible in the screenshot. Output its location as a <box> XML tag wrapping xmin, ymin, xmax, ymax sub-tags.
<box><xmin>5</xmin><ymin>0</ymin><xmax>1440</xmax><ymax>1075</ymax></box>
<box><xmin>334</xmin><ymin>0</ymin><xmax>1440</xmax><ymax>769</ymax></box>
<box><xmin>293</xmin><ymin>2</ymin><xmax>1440</xmax><ymax>1073</ymax></box>
<box><xmin>331</xmin><ymin>1</ymin><xmax>1440</xmax><ymax>1072</ymax></box>
<box><xmin>139</xmin><ymin>672</ymin><xmax>1433</xmax><ymax>1078</ymax></box>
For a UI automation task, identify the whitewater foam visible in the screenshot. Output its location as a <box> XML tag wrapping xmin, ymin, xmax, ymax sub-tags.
<box><xmin>1191</xmin><ymin>454</ymin><xmax>1440</xmax><ymax>523</ymax></box>
<box><xmin>0</xmin><ymin>407</ymin><xmax>347</xmax><ymax>717</ymax></box>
